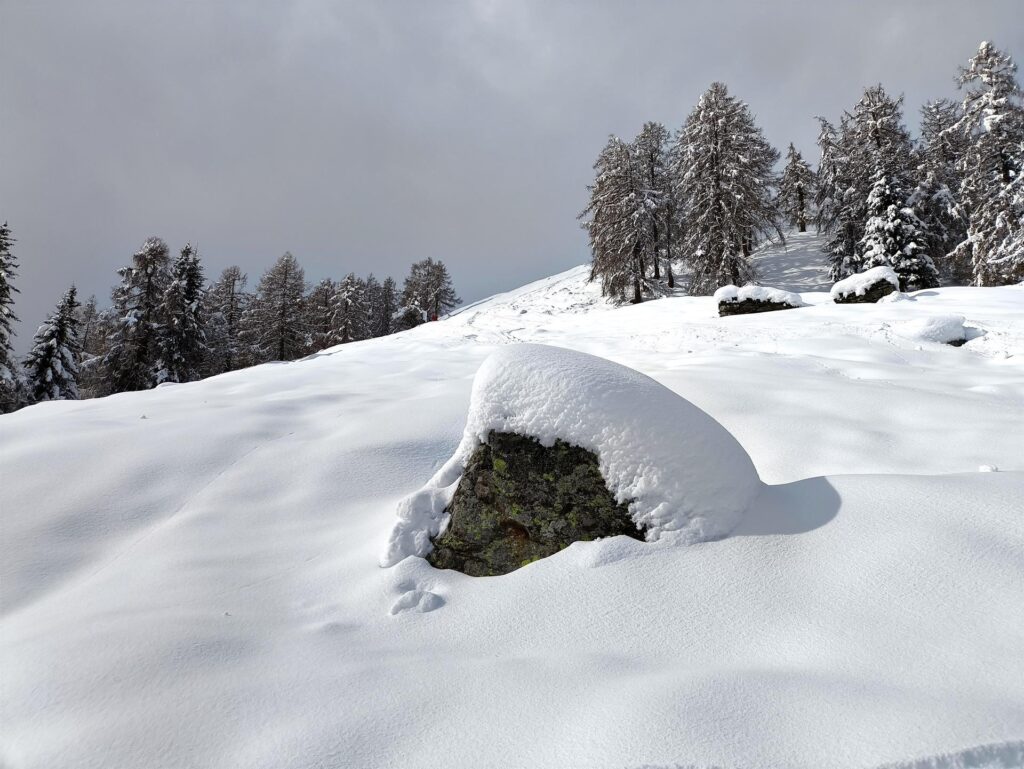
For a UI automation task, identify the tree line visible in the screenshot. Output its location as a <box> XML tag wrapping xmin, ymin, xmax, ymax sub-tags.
<box><xmin>581</xmin><ymin>40</ymin><xmax>1024</xmax><ymax>300</ymax></box>
<box><xmin>0</xmin><ymin>228</ymin><xmax>459</xmax><ymax>412</ymax></box>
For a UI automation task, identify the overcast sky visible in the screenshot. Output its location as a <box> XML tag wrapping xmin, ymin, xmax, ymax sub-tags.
<box><xmin>2</xmin><ymin>0</ymin><xmax>1022</xmax><ymax>350</ymax></box>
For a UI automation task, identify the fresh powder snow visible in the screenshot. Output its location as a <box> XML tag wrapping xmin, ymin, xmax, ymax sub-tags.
<box><xmin>382</xmin><ymin>343</ymin><xmax>762</xmax><ymax>567</ymax></box>
<box><xmin>2</xmin><ymin>238</ymin><xmax>1024</xmax><ymax>769</ymax></box>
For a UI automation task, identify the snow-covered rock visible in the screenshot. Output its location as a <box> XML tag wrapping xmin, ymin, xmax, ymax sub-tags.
<box><xmin>893</xmin><ymin>314</ymin><xmax>969</xmax><ymax>346</ymax></box>
<box><xmin>381</xmin><ymin>344</ymin><xmax>761</xmax><ymax>567</ymax></box>
<box><xmin>831</xmin><ymin>265</ymin><xmax>900</xmax><ymax>303</ymax></box>
<box><xmin>714</xmin><ymin>284</ymin><xmax>806</xmax><ymax>307</ymax></box>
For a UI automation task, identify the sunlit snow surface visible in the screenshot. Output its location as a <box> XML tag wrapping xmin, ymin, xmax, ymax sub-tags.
<box><xmin>2</xmin><ymin>232</ymin><xmax>1024</xmax><ymax>769</ymax></box>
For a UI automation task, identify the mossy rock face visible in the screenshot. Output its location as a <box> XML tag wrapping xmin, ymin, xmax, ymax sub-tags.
<box><xmin>427</xmin><ymin>431</ymin><xmax>644</xmax><ymax>576</ymax></box>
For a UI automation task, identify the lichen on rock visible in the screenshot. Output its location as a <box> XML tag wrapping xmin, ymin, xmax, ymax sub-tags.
<box><xmin>427</xmin><ymin>431</ymin><xmax>644</xmax><ymax>576</ymax></box>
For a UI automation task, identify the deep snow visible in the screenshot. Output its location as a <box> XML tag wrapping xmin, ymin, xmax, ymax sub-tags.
<box><xmin>2</xmin><ymin>232</ymin><xmax>1024</xmax><ymax>769</ymax></box>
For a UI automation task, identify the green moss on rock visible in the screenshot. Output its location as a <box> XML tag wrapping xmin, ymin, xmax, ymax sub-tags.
<box><xmin>426</xmin><ymin>431</ymin><xmax>644</xmax><ymax>576</ymax></box>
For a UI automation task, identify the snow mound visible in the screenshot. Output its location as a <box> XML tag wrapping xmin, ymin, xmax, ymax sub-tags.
<box><xmin>714</xmin><ymin>283</ymin><xmax>806</xmax><ymax>307</ymax></box>
<box><xmin>831</xmin><ymin>265</ymin><xmax>900</xmax><ymax>300</ymax></box>
<box><xmin>894</xmin><ymin>314</ymin><xmax>968</xmax><ymax>345</ymax></box>
<box><xmin>381</xmin><ymin>344</ymin><xmax>762</xmax><ymax>567</ymax></box>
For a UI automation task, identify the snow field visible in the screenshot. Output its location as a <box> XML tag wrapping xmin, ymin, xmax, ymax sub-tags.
<box><xmin>2</xmin><ymin>239</ymin><xmax>1024</xmax><ymax>768</ymax></box>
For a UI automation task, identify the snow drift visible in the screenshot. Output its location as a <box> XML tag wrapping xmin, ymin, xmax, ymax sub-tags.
<box><xmin>382</xmin><ymin>344</ymin><xmax>761</xmax><ymax>567</ymax></box>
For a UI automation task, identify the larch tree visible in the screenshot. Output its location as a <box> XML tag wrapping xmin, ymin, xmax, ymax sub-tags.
<box><xmin>23</xmin><ymin>285</ymin><xmax>82</xmax><ymax>403</ymax></box>
<box><xmin>303</xmin><ymin>277</ymin><xmax>342</xmax><ymax>352</ymax></box>
<box><xmin>778</xmin><ymin>143</ymin><xmax>816</xmax><ymax>232</ymax></box>
<box><xmin>950</xmin><ymin>41</ymin><xmax>1024</xmax><ymax>285</ymax></box>
<box><xmin>242</xmin><ymin>252</ymin><xmax>306</xmax><ymax>362</ymax></box>
<box><xmin>370</xmin><ymin>276</ymin><xmax>397</xmax><ymax>337</ymax></box>
<box><xmin>673</xmin><ymin>82</ymin><xmax>783</xmax><ymax>293</ymax></box>
<box><xmin>336</xmin><ymin>273</ymin><xmax>369</xmax><ymax>343</ymax></box>
<box><xmin>399</xmin><ymin>258</ymin><xmax>461</xmax><ymax>321</ymax></box>
<box><xmin>103</xmin><ymin>237</ymin><xmax>171</xmax><ymax>393</ymax></box>
<box><xmin>0</xmin><ymin>222</ymin><xmax>21</xmax><ymax>412</ymax></box>
<box><xmin>204</xmin><ymin>266</ymin><xmax>248</xmax><ymax>375</ymax></box>
<box><xmin>158</xmin><ymin>244</ymin><xmax>206</xmax><ymax>383</ymax></box>
<box><xmin>632</xmin><ymin>121</ymin><xmax>676</xmax><ymax>287</ymax></box>
<box><xmin>860</xmin><ymin>170</ymin><xmax>940</xmax><ymax>291</ymax></box>
<box><xmin>579</xmin><ymin>136</ymin><xmax>651</xmax><ymax>303</ymax></box>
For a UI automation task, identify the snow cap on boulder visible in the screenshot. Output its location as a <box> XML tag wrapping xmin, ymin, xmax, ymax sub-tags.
<box><xmin>714</xmin><ymin>284</ymin><xmax>806</xmax><ymax>307</ymax></box>
<box><xmin>831</xmin><ymin>265</ymin><xmax>899</xmax><ymax>302</ymax></box>
<box><xmin>381</xmin><ymin>344</ymin><xmax>762</xmax><ymax>567</ymax></box>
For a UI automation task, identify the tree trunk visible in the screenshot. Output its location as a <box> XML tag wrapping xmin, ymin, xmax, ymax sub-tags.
<box><xmin>797</xmin><ymin>187</ymin><xmax>807</xmax><ymax>232</ymax></box>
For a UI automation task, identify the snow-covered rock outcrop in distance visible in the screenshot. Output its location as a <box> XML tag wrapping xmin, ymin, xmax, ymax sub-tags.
<box><xmin>382</xmin><ymin>344</ymin><xmax>761</xmax><ymax>567</ymax></box>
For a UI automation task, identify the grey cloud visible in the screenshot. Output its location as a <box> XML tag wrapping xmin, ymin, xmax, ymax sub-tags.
<box><xmin>2</xmin><ymin>0</ymin><xmax>1021</xmax><ymax>351</ymax></box>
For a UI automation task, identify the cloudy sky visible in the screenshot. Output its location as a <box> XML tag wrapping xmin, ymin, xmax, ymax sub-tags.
<box><xmin>2</xmin><ymin>0</ymin><xmax>1022</xmax><ymax>349</ymax></box>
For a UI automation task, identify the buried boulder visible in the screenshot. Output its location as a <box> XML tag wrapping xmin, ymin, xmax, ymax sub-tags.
<box><xmin>715</xmin><ymin>284</ymin><xmax>807</xmax><ymax>316</ymax></box>
<box><xmin>380</xmin><ymin>344</ymin><xmax>762</xmax><ymax>575</ymax></box>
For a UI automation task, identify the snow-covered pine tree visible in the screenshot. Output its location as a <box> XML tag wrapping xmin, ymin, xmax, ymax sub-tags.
<box><xmin>23</xmin><ymin>285</ymin><xmax>82</xmax><ymax>403</ymax></box>
<box><xmin>860</xmin><ymin>170</ymin><xmax>940</xmax><ymax>291</ymax></box>
<box><xmin>399</xmin><ymin>258</ymin><xmax>461</xmax><ymax>321</ymax></box>
<box><xmin>203</xmin><ymin>266</ymin><xmax>248</xmax><ymax>375</ymax></box>
<box><xmin>336</xmin><ymin>273</ymin><xmax>369</xmax><ymax>343</ymax></box>
<box><xmin>75</xmin><ymin>295</ymin><xmax>113</xmax><ymax>399</ymax></box>
<box><xmin>158</xmin><ymin>244</ymin><xmax>206</xmax><ymax>383</ymax></box>
<box><xmin>910</xmin><ymin>99</ymin><xmax>970</xmax><ymax>283</ymax></box>
<box><xmin>950</xmin><ymin>41</ymin><xmax>1024</xmax><ymax>285</ymax></box>
<box><xmin>817</xmin><ymin>86</ymin><xmax>919</xmax><ymax>280</ymax></box>
<box><xmin>579</xmin><ymin>136</ymin><xmax>652</xmax><ymax>302</ymax></box>
<box><xmin>0</xmin><ymin>222</ymin><xmax>21</xmax><ymax>412</ymax></box>
<box><xmin>778</xmin><ymin>143</ymin><xmax>816</xmax><ymax>232</ymax></box>
<box><xmin>103</xmin><ymin>237</ymin><xmax>171</xmax><ymax>393</ymax></box>
<box><xmin>373</xmin><ymin>276</ymin><xmax>398</xmax><ymax>337</ymax></box>
<box><xmin>632</xmin><ymin>122</ymin><xmax>676</xmax><ymax>287</ymax></box>
<box><xmin>673</xmin><ymin>82</ymin><xmax>783</xmax><ymax>293</ymax></box>
<box><xmin>241</xmin><ymin>252</ymin><xmax>306</xmax><ymax>362</ymax></box>
<box><xmin>303</xmin><ymin>277</ymin><xmax>341</xmax><ymax>352</ymax></box>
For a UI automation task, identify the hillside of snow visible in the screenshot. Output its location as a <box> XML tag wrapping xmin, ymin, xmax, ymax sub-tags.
<box><xmin>2</xmin><ymin>234</ymin><xmax>1024</xmax><ymax>769</ymax></box>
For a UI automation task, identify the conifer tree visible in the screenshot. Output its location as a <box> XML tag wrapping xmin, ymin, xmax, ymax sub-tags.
<box><xmin>242</xmin><ymin>252</ymin><xmax>306</xmax><ymax>362</ymax></box>
<box><xmin>0</xmin><ymin>222</ymin><xmax>21</xmax><ymax>412</ymax></box>
<box><xmin>158</xmin><ymin>244</ymin><xmax>206</xmax><ymax>383</ymax></box>
<box><xmin>632</xmin><ymin>121</ymin><xmax>676</xmax><ymax>286</ymax></box>
<box><xmin>104</xmin><ymin>237</ymin><xmax>171</xmax><ymax>393</ymax></box>
<box><xmin>204</xmin><ymin>266</ymin><xmax>248</xmax><ymax>375</ymax></box>
<box><xmin>860</xmin><ymin>170</ymin><xmax>940</xmax><ymax>291</ymax></box>
<box><xmin>950</xmin><ymin>41</ymin><xmax>1024</xmax><ymax>285</ymax></box>
<box><xmin>303</xmin><ymin>277</ymin><xmax>342</xmax><ymax>352</ymax></box>
<box><xmin>23</xmin><ymin>285</ymin><xmax>82</xmax><ymax>403</ymax></box>
<box><xmin>911</xmin><ymin>99</ymin><xmax>970</xmax><ymax>282</ymax></box>
<box><xmin>370</xmin><ymin>276</ymin><xmax>397</xmax><ymax>337</ymax></box>
<box><xmin>817</xmin><ymin>86</ymin><xmax>919</xmax><ymax>280</ymax></box>
<box><xmin>580</xmin><ymin>136</ymin><xmax>652</xmax><ymax>302</ymax></box>
<box><xmin>399</xmin><ymin>258</ymin><xmax>460</xmax><ymax>321</ymax></box>
<box><xmin>336</xmin><ymin>273</ymin><xmax>368</xmax><ymax>343</ymax></box>
<box><xmin>778</xmin><ymin>143</ymin><xmax>816</xmax><ymax>232</ymax></box>
<box><xmin>673</xmin><ymin>82</ymin><xmax>783</xmax><ymax>293</ymax></box>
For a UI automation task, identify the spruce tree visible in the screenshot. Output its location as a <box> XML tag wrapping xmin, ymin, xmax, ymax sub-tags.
<box><xmin>158</xmin><ymin>244</ymin><xmax>206</xmax><ymax>383</ymax></box>
<box><xmin>103</xmin><ymin>237</ymin><xmax>171</xmax><ymax>393</ymax></box>
<box><xmin>950</xmin><ymin>41</ymin><xmax>1024</xmax><ymax>285</ymax></box>
<box><xmin>860</xmin><ymin>171</ymin><xmax>940</xmax><ymax>291</ymax></box>
<box><xmin>23</xmin><ymin>286</ymin><xmax>82</xmax><ymax>403</ymax></box>
<box><xmin>673</xmin><ymin>82</ymin><xmax>782</xmax><ymax>293</ymax></box>
<box><xmin>778</xmin><ymin>143</ymin><xmax>816</xmax><ymax>232</ymax></box>
<box><xmin>0</xmin><ymin>222</ymin><xmax>21</xmax><ymax>412</ymax></box>
<box><xmin>817</xmin><ymin>86</ymin><xmax>919</xmax><ymax>280</ymax></box>
<box><xmin>242</xmin><ymin>252</ymin><xmax>306</xmax><ymax>362</ymax></box>
<box><xmin>204</xmin><ymin>266</ymin><xmax>248</xmax><ymax>375</ymax></box>
<box><xmin>911</xmin><ymin>99</ymin><xmax>970</xmax><ymax>282</ymax></box>
<box><xmin>580</xmin><ymin>136</ymin><xmax>652</xmax><ymax>302</ymax></box>
<box><xmin>336</xmin><ymin>273</ymin><xmax>368</xmax><ymax>343</ymax></box>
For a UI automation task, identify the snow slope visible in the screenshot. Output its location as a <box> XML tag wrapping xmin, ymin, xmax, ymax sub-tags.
<box><xmin>2</xmin><ymin>237</ymin><xmax>1024</xmax><ymax>769</ymax></box>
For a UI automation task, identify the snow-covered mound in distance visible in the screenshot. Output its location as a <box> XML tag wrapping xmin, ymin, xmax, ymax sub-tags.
<box><xmin>383</xmin><ymin>344</ymin><xmax>760</xmax><ymax>566</ymax></box>
<box><xmin>2</xmin><ymin>233</ymin><xmax>1024</xmax><ymax>769</ymax></box>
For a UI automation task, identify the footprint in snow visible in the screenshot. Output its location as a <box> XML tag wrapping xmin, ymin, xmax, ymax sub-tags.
<box><xmin>389</xmin><ymin>583</ymin><xmax>445</xmax><ymax>615</ymax></box>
